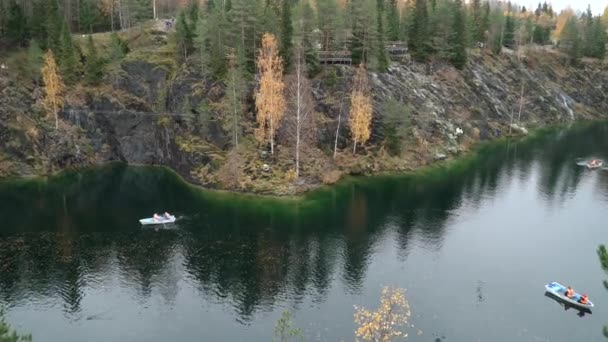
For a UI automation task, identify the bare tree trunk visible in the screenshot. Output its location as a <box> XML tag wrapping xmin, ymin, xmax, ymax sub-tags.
<box><xmin>118</xmin><ymin>0</ymin><xmax>124</xmax><ymax>30</ymax></box>
<box><xmin>54</xmin><ymin>106</ymin><xmax>59</xmax><ymax>130</ymax></box>
<box><xmin>353</xmin><ymin>138</ymin><xmax>357</xmax><ymax>154</ymax></box>
<box><xmin>517</xmin><ymin>82</ymin><xmax>524</xmax><ymax>124</ymax></box>
<box><xmin>232</xmin><ymin>68</ymin><xmax>239</xmax><ymax>148</ymax></box>
<box><xmin>295</xmin><ymin>53</ymin><xmax>302</xmax><ymax>177</ymax></box>
<box><xmin>270</xmin><ymin>118</ymin><xmax>274</xmax><ymax>154</ymax></box>
<box><xmin>333</xmin><ymin>95</ymin><xmax>344</xmax><ymax>159</ymax></box>
<box><xmin>110</xmin><ymin>0</ymin><xmax>114</xmax><ymax>32</ymax></box>
<box><xmin>153</xmin><ymin>0</ymin><xmax>157</xmax><ymax>19</ymax></box>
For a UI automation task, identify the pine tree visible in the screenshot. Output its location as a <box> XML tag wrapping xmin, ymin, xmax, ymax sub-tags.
<box><xmin>449</xmin><ymin>0</ymin><xmax>467</xmax><ymax>69</ymax></box>
<box><xmin>408</xmin><ymin>0</ymin><xmax>430</xmax><ymax>62</ymax></box>
<box><xmin>41</xmin><ymin>50</ymin><xmax>65</xmax><ymax>130</ymax></box>
<box><xmin>386</xmin><ymin>0</ymin><xmax>400</xmax><ymax>41</ymax></box>
<box><xmin>279</xmin><ymin>0</ymin><xmax>294</xmax><ymax>70</ymax></box>
<box><xmin>503</xmin><ymin>15</ymin><xmax>515</xmax><ymax>48</ymax></box>
<box><xmin>559</xmin><ymin>16</ymin><xmax>580</xmax><ymax>63</ymax></box>
<box><xmin>85</xmin><ymin>35</ymin><xmax>104</xmax><ymax>84</ymax></box>
<box><xmin>6</xmin><ymin>1</ymin><xmax>29</xmax><ymax>47</ymax></box>
<box><xmin>255</xmin><ymin>33</ymin><xmax>285</xmax><ymax>155</ymax></box>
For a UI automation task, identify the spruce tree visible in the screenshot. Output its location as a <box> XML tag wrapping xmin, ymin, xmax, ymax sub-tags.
<box><xmin>85</xmin><ymin>35</ymin><xmax>104</xmax><ymax>84</ymax></box>
<box><xmin>588</xmin><ymin>17</ymin><xmax>606</xmax><ymax>59</ymax></box>
<box><xmin>317</xmin><ymin>0</ymin><xmax>338</xmax><ymax>50</ymax></box>
<box><xmin>6</xmin><ymin>1</ymin><xmax>29</xmax><ymax>47</ymax></box>
<box><xmin>110</xmin><ymin>32</ymin><xmax>129</xmax><ymax>60</ymax></box>
<box><xmin>175</xmin><ymin>11</ymin><xmax>195</xmax><ymax>63</ymax></box>
<box><xmin>58</xmin><ymin>22</ymin><xmax>80</xmax><ymax>83</ymax></box>
<box><xmin>408</xmin><ymin>0</ymin><xmax>430</xmax><ymax>62</ymax></box>
<box><xmin>449</xmin><ymin>0</ymin><xmax>467</xmax><ymax>69</ymax></box>
<box><xmin>559</xmin><ymin>16</ymin><xmax>580</xmax><ymax>63</ymax></box>
<box><xmin>188</xmin><ymin>0</ymin><xmax>200</xmax><ymax>28</ymax></box>
<box><xmin>471</xmin><ymin>0</ymin><xmax>483</xmax><ymax>44</ymax></box>
<box><xmin>30</xmin><ymin>0</ymin><xmax>48</xmax><ymax>47</ymax></box>
<box><xmin>376</xmin><ymin>0</ymin><xmax>389</xmax><ymax>71</ymax></box>
<box><xmin>294</xmin><ymin>0</ymin><xmax>320</xmax><ymax>76</ymax></box>
<box><xmin>386</xmin><ymin>0</ymin><xmax>400</xmax><ymax>41</ymax></box>
<box><xmin>27</xmin><ymin>39</ymin><xmax>44</xmax><ymax>81</ymax></box>
<box><xmin>46</xmin><ymin>1</ymin><xmax>63</xmax><ymax>53</ymax></box>
<box><xmin>503</xmin><ymin>15</ymin><xmax>515</xmax><ymax>48</ymax></box>
<box><xmin>280</xmin><ymin>0</ymin><xmax>294</xmax><ymax>69</ymax></box>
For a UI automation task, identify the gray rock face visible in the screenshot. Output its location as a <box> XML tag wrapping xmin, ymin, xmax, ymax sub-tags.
<box><xmin>2</xmin><ymin>50</ymin><xmax>608</xmax><ymax>187</ymax></box>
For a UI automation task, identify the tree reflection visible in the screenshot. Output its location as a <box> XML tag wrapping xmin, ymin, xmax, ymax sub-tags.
<box><xmin>0</xmin><ymin>122</ymin><xmax>607</xmax><ymax>322</ymax></box>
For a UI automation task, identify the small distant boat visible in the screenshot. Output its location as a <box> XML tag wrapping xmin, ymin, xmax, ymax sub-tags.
<box><xmin>586</xmin><ymin>159</ymin><xmax>603</xmax><ymax>169</ymax></box>
<box><xmin>545</xmin><ymin>282</ymin><xmax>594</xmax><ymax>309</ymax></box>
<box><xmin>139</xmin><ymin>215</ymin><xmax>176</xmax><ymax>225</ymax></box>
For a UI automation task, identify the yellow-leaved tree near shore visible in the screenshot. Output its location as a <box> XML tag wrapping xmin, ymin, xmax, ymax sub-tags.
<box><xmin>354</xmin><ymin>287</ymin><xmax>413</xmax><ymax>342</ymax></box>
<box><xmin>41</xmin><ymin>50</ymin><xmax>65</xmax><ymax>130</ymax></box>
<box><xmin>255</xmin><ymin>33</ymin><xmax>286</xmax><ymax>155</ymax></box>
<box><xmin>349</xmin><ymin>63</ymin><xmax>372</xmax><ymax>154</ymax></box>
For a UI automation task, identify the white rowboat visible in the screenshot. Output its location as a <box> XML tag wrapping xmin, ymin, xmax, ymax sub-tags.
<box><xmin>139</xmin><ymin>215</ymin><xmax>176</xmax><ymax>225</ymax></box>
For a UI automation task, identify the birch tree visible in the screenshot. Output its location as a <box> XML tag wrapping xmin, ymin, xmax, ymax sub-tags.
<box><xmin>41</xmin><ymin>50</ymin><xmax>65</xmax><ymax>130</ymax></box>
<box><xmin>349</xmin><ymin>63</ymin><xmax>372</xmax><ymax>154</ymax></box>
<box><xmin>255</xmin><ymin>33</ymin><xmax>285</xmax><ymax>155</ymax></box>
<box><xmin>285</xmin><ymin>46</ymin><xmax>314</xmax><ymax>178</ymax></box>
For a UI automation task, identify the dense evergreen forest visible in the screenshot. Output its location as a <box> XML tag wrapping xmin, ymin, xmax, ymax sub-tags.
<box><xmin>1</xmin><ymin>0</ymin><xmax>607</xmax><ymax>80</ymax></box>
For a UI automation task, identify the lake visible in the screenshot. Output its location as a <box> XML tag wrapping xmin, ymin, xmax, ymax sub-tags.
<box><xmin>1</xmin><ymin>122</ymin><xmax>607</xmax><ymax>342</ymax></box>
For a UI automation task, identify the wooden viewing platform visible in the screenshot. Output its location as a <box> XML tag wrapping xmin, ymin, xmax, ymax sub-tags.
<box><xmin>386</xmin><ymin>41</ymin><xmax>408</xmax><ymax>56</ymax></box>
<box><xmin>318</xmin><ymin>50</ymin><xmax>352</xmax><ymax>65</ymax></box>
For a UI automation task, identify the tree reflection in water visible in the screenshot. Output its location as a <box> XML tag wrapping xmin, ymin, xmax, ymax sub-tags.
<box><xmin>0</xmin><ymin>122</ymin><xmax>607</xmax><ymax>324</ymax></box>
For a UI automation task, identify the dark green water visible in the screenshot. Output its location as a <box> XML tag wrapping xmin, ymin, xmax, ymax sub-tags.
<box><xmin>1</xmin><ymin>123</ymin><xmax>608</xmax><ymax>342</ymax></box>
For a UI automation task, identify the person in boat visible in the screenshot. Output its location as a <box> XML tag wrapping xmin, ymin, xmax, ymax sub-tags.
<box><xmin>164</xmin><ymin>212</ymin><xmax>171</xmax><ymax>219</ymax></box>
<box><xmin>565</xmin><ymin>286</ymin><xmax>574</xmax><ymax>298</ymax></box>
<box><xmin>579</xmin><ymin>294</ymin><xmax>589</xmax><ymax>304</ymax></box>
<box><xmin>153</xmin><ymin>213</ymin><xmax>161</xmax><ymax>221</ymax></box>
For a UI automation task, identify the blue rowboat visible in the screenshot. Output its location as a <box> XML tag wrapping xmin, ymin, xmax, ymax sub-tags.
<box><xmin>545</xmin><ymin>281</ymin><xmax>594</xmax><ymax>309</ymax></box>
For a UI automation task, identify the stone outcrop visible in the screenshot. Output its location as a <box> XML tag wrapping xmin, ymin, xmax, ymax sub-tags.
<box><xmin>1</xmin><ymin>47</ymin><xmax>607</xmax><ymax>194</ymax></box>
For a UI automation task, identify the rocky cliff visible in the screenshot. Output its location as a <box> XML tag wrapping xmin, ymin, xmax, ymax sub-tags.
<box><xmin>1</xmin><ymin>40</ymin><xmax>607</xmax><ymax>195</ymax></box>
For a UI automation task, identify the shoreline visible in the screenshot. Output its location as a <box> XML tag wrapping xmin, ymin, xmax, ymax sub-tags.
<box><xmin>0</xmin><ymin>119</ymin><xmax>593</xmax><ymax>200</ymax></box>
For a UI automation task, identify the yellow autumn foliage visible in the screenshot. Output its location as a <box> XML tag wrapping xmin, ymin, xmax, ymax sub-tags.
<box><xmin>255</xmin><ymin>33</ymin><xmax>286</xmax><ymax>154</ymax></box>
<box><xmin>41</xmin><ymin>50</ymin><xmax>65</xmax><ymax>130</ymax></box>
<box><xmin>349</xmin><ymin>64</ymin><xmax>372</xmax><ymax>154</ymax></box>
<box><xmin>354</xmin><ymin>287</ymin><xmax>412</xmax><ymax>342</ymax></box>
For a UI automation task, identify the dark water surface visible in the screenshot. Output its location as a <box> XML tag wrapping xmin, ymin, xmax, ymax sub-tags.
<box><xmin>1</xmin><ymin>123</ymin><xmax>608</xmax><ymax>342</ymax></box>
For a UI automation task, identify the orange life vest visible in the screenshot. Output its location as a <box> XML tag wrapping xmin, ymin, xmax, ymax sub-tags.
<box><xmin>580</xmin><ymin>296</ymin><xmax>588</xmax><ymax>304</ymax></box>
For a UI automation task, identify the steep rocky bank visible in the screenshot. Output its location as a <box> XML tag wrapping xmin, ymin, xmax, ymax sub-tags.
<box><xmin>1</xmin><ymin>41</ymin><xmax>607</xmax><ymax>195</ymax></box>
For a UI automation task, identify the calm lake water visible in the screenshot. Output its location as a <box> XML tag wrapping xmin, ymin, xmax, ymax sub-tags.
<box><xmin>1</xmin><ymin>123</ymin><xmax>608</xmax><ymax>342</ymax></box>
